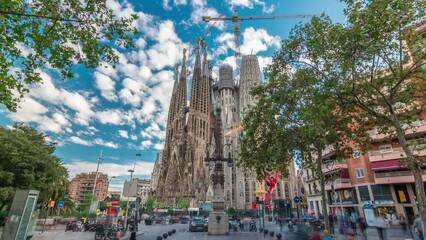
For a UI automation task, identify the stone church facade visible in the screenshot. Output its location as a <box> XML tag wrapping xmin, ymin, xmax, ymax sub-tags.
<box><xmin>155</xmin><ymin>42</ymin><xmax>296</xmax><ymax>209</ymax></box>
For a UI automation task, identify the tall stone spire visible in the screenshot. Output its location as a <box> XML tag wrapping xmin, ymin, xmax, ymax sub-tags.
<box><xmin>186</xmin><ymin>38</ymin><xmax>213</xmax><ymax>201</ymax></box>
<box><xmin>176</xmin><ymin>48</ymin><xmax>188</xmax><ymax>126</ymax></box>
<box><xmin>202</xmin><ymin>42</ymin><xmax>209</xmax><ymax>77</ymax></box>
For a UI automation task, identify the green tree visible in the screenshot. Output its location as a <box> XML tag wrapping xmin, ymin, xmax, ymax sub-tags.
<box><xmin>0</xmin><ymin>123</ymin><xmax>69</xmax><ymax>211</ymax></box>
<box><xmin>145</xmin><ymin>197</ymin><xmax>156</xmax><ymax>214</ymax></box>
<box><xmin>239</xmin><ymin>16</ymin><xmax>371</xmax><ymax>232</ymax></box>
<box><xmin>176</xmin><ymin>199</ymin><xmax>190</xmax><ymax>210</ymax></box>
<box><xmin>333</xmin><ymin>0</ymin><xmax>426</xmax><ymax>231</ymax></box>
<box><xmin>0</xmin><ymin>0</ymin><xmax>137</xmax><ymax>111</ymax></box>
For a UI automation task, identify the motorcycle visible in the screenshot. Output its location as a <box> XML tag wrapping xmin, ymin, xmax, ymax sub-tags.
<box><xmin>84</xmin><ymin>220</ymin><xmax>98</xmax><ymax>232</ymax></box>
<box><xmin>228</xmin><ymin>220</ymin><xmax>238</xmax><ymax>232</ymax></box>
<box><xmin>65</xmin><ymin>220</ymin><xmax>83</xmax><ymax>232</ymax></box>
<box><xmin>249</xmin><ymin>221</ymin><xmax>257</xmax><ymax>232</ymax></box>
<box><xmin>94</xmin><ymin>224</ymin><xmax>105</xmax><ymax>240</ymax></box>
<box><xmin>287</xmin><ymin>219</ymin><xmax>294</xmax><ymax>232</ymax></box>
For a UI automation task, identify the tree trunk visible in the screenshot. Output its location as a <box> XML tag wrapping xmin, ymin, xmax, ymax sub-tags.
<box><xmin>394</xmin><ymin>120</ymin><xmax>426</xmax><ymax>235</ymax></box>
<box><xmin>317</xmin><ymin>148</ymin><xmax>330</xmax><ymax>232</ymax></box>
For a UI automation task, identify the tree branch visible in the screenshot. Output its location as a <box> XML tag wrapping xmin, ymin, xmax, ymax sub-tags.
<box><xmin>0</xmin><ymin>10</ymin><xmax>80</xmax><ymax>22</ymax></box>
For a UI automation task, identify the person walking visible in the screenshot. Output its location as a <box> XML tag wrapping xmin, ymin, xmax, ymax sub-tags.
<box><xmin>322</xmin><ymin>230</ymin><xmax>332</xmax><ymax>240</ymax></box>
<box><xmin>328</xmin><ymin>213</ymin><xmax>335</xmax><ymax>235</ymax></box>
<box><xmin>278</xmin><ymin>217</ymin><xmax>283</xmax><ymax>233</ymax></box>
<box><xmin>375</xmin><ymin>215</ymin><xmax>388</xmax><ymax>240</ymax></box>
<box><xmin>399</xmin><ymin>214</ymin><xmax>407</xmax><ymax>234</ymax></box>
<box><xmin>357</xmin><ymin>216</ymin><xmax>367</xmax><ymax>240</ymax></box>
<box><xmin>414</xmin><ymin>214</ymin><xmax>424</xmax><ymax>240</ymax></box>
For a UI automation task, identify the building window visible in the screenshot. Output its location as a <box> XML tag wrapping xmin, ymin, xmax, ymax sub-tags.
<box><xmin>284</xmin><ymin>183</ymin><xmax>290</xmax><ymax>199</ymax></box>
<box><xmin>371</xmin><ymin>185</ymin><xmax>393</xmax><ymax>201</ymax></box>
<box><xmin>353</xmin><ymin>150</ymin><xmax>361</xmax><ymax>159</ymax></box>
<box><xmin>379</xmin><ymin>144</ymin><xmax>393</xmax><ymax>154</ymax></box>
<box><xmin>239</xmin><ymin>181</ymin><xmax>244</xmax><ymax>197</ymax></box>
<box><xmin>252</xmin><ymin>181</ymin><xmax>256</xmax><ymax>202</ymax></box>
<box><xmin>277</xmin><ymin>182</ymin><xmax>282</xmax><ymax>199</ymax></box>
<box><xmin>355</xmin><ymin>168</ymin><xmax>365</xmax><ymax>178</ymax></box>
<box><xmin>245</xmin><ymin>182</ymin><xmax>250</xmax><ymax>203</ymax></box>
<box><xmin>358</xmin><ymin>185</ymin><xmax>371</xmax><ymax>201</ymax></box>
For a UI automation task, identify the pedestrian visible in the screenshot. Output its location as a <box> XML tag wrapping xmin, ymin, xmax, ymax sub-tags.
<box><xmin>357</xmin><ymin>216</ymin><xmax>367</xmax><ymax>240</ymax></box>
<box><xmin>323</xmin><ymin>230</ymin><xmax>332</xmax><ymax>240</ymax></box>
<box><xmin>414</xmin><ymin>214</ymin><xmax>424</xmax><ymax>240</ymax></box>
<box><xmin>328</xmin><ymin>213</ymin><xmax>335</xmax><ymax>235</ymax></box>
<box><xmin>375</xmin><ymin>215</ymin><xmax>388</xmax><ymax>240</ymax></box>
<box><xmin>278</xmin><ymin>217</ymin><xmax>283</xmax><ymax>233</ymax></box>
<box><xmin>311</xmin><ymin>231</ymin><xmax>322</xmax><ymax>240</ymax></box>
<box><xmin>398</xmin><ymin>214</ymin><xmax>407</xmax><ymax>234</ymax></box>
<box><xmin>346</xmin><ymin>232</ymin><xmax>356</xmax><ymax>240</ymax></box>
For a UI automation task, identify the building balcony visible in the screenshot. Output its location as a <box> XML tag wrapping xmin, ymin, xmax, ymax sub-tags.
<box><xmin>322</xmin><ymin>161</ymin><xmax>347</xmax><ymax>174</ymax></box>
<box><xmin>374</xmin><ymin>170</ymin><xmax>426</xmax><ymax>184</ymax></box>
<box><xmin>325</xmin><ymin>178</ymin><xmax>351</xmax><ymax>191</ymax></box>
<box><xmin>307</xmin><ymin>189</ymin><xmax>322</xmax><ymax>197</ymax></box>
<box><xmin>369</xmin><ymin>147</ymin><xmax>426</xmax><ymax>162</ymax></box>
<box><xmin>368</xmin><ymin>120</ymin><xmax>426</xmax><ymax>141</ymax></box>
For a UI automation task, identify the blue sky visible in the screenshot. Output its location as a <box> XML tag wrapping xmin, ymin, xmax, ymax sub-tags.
<box><xmin>0</xmin><ymin>0</ymin><xmax>346</xmax><ymax>191</ymax></box>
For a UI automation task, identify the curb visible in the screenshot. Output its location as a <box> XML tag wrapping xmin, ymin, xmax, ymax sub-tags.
<box><xmin>122</xmin><ymin>231</ymin><xmax>145</xmax><ymax>240</ymax></box>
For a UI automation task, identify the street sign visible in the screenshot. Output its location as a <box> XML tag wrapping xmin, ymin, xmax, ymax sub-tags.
<box><xmin>294</xmin><ymin>196</ymin><xmax>300</xmax><ymax>203</ymax></box>
<box><xmin>398</xmin><ymin>190</ymin><xmax>407</xmax><ymax>203</ymax></box>
<box><xmin>57</xmin><ymin>201</ymin><xmax>64</xmax><ymax>208</ymax></box>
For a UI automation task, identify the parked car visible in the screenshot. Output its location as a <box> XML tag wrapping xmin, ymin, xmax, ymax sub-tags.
<box><xmin>179</xmin><ymin>215</ymin><xmax>190</xmax><ymax>224</ymax></box>
<box><xmin>189</xmin><ymin>217</ymin><xmax>207</xmax><ymax>232</ymax></box>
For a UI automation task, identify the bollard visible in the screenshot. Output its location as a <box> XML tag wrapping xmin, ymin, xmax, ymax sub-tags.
<box><xmin>269</xmin><ymin>230</ymin><xmax>275</xmax><ymax>237</ymax></box>
<box><xmin>172</xmin><ymin>229</ymin><xmax>176</xmax><ymax>234</ymax></box>
<box><xmin>264</xmin><ymin>229</ymin><xmax>269</xmax><ymax>234</ymax></box>
<box><xmin>168</xmin><ymin>231</ymin><xmax>172</xmax><ymax>236</ymax></box>
<box><xmin>157</xmin><ymin>236</ymin><xmax>163</xmax><ymax>240</ymax></box>
<box><xmin>276</xmin><ymin>233</ymin><xmax>282</xmax><ymax>239</ymax></box>
<box><xmin>163</xmin><ymin>233</ymin><xmax>168</xmax><ymax>238</ymax></box>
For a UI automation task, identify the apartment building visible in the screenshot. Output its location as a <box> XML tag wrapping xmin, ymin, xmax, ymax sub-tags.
<box><xmin>69</xmin><ymin>172</ymin><xmax>109</xmax><ymax>205</ymax></box>
<box><xmin>123</xmin><ymin>178</ymin><xmax>151</xmax><ymax>203</ymax></box>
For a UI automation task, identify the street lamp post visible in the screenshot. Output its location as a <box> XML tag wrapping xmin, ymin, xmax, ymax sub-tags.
<box><xmin>203</xmin><ymin>106</ymin><xmax>233</xmax><ymax>235</ymax></box>
<box><xmin>86</xmin><ymin>150</ymin><xmax>103</xmax><ymax>220</ymax></box>
<box><xmin>255</xmin><ymin>185</ymin><xmax>267</xmax><ymax>237</ymax></box>
<box><xmin>125</xmin><ymin>169</ymin><xmax>134</xmax><ymax>230</ymax></box>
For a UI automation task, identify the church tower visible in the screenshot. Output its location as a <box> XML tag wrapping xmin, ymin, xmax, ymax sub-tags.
<box><xmin>157</xmin><ymin>48</ymin><xmax>188</xmax><ymax>203</ymax></box>
<box><xmin>186</xmin><ymin>39</ymin><xmax>213</xmax><ymax>205</ymax></box>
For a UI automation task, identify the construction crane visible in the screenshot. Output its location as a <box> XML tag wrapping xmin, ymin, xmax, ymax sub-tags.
<box><xmin>202</xmin><ymin>11</ymin><xmax>318</xmax><ymax>75</ymax></box>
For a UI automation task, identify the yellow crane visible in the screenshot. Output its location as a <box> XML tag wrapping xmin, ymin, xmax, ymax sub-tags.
<box><xmin>203</xmin><ymin>11</ymin><xmax>318</xmax><ymax>73</ymax></box>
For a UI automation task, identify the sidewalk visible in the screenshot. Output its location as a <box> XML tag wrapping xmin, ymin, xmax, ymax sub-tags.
<box><xmin>31</xmin><ymin>225</ymin><xmax>145</xmax><ymax>240</ymax></box>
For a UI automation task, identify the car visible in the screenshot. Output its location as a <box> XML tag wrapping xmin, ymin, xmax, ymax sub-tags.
<box><xmin>189</xmin><ymin>217</ymin><xmax>208</xmax><ymax>232</ymax></box>
<box><xmin>179</xmin><ymin>215</ymin><xmax>190</xmax><ymax>224</ymax></box>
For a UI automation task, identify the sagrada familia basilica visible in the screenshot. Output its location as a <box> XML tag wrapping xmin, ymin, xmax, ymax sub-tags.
<box><xmin>152</xmin><ymin>38</ymin><xmax>295</xmax><ymax>210</ymax></box>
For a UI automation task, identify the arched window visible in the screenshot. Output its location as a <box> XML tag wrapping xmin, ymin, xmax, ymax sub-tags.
<box><xmin>252</xmin><ymin>181</ymin><xmax>256</xmax><ymax>202</ymax></box>
<box><xmin>277</xmin><ymin>182</ymin><xmax>282</xmax><ymax>199</ymax></box>
<box><xmin>284</xmin><ymin>183</ymin><xmax>290</xmax><ymax>199</ymax></box>
<box><xmin>245</xmin><ymin>182</ymin><xmax>250</xmax><ymax>203</ymax></box>
<box><xmin>239</xmin><ymin>181</ymin><xmax>244</xmax><ymax>197</ymax></box>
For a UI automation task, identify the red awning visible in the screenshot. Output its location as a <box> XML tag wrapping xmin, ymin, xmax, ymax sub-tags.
<box><xmin>371</xmin><ymin>160</ymin><xmax>405</xmax><ymax>171</ymax></box>
<box><xmin>340</xmin><ymin>168</ymin><xmax>349</xmax><ymax>178</ymax></box>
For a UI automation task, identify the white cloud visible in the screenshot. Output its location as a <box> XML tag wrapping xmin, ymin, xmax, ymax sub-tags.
<box><xmin>96</xmin><ymin>109</ymin><xmax>125</xmax><ymax>125</ymax></box>
<box><xmin>130</xmin><ymin>134</ymin><xmax>138</xmax><ymax>141</ymax></box>
<box><xmin>257</xmin><ymin>56</ymin><xmax>273</xmax><ymax>73</ymax></box>
<box><xmin>93</xmin><ymin>138</ymin><xmax>120</xmax><ymax>149</ymax></box>
<box><xmin>140</xmin><ymin>122</ymin><xmax>165</xmax><ymax>140</ymax></box>
<box><xmin>118</xmin><ymin>130</ymin><xmax>129</xmax><ymax>139</ymax></box>
<box><xmin>240</xmin><ymin>27</ymin><xmax>281</xmax><ymax>55</ymax></box>
<box><xmin>185</xmin><ymin>5</ymin><xmax>225</xmax><ymax>30</ymax></box>
<box><xmin>226</xmin><ymin>0</ymin><xmax>275</xmax><ymax>13</ymax></box>
<box><xmin>66</xmin><ymin>160</ymin><xmax>154</xmax><ymax>179</ymax></box>
<box><xmin>70</xmin><ymin>136</ymin><xmax>92</xmax><ymax>146</ymax></box>
<box><xmin>141</xmin><ymin>140</ymin><xmax>153</xmax><ymax>149</ymax></box>
<box><xmin>94</xmin><ymin>72</ymin><xmax>118</xmax><ymax>101</ymax></box>
<box><xmin>153</xmin><ymin>143</ymin><xmax>164</xmax><ymax>150</ymax></box>
<box><xmin>30</xmin><ymin>71</ymin><xmax>94</xmax><ymax>126</ymax></box>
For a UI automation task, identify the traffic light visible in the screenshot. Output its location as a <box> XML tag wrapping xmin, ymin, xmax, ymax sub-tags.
<box><xmin>414</xmin><ymin>195</ymin><xmax>419</xmax><ymax>205</ymax></box>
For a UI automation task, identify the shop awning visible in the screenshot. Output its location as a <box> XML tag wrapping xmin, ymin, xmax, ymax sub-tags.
<box><xmin>340</xmin><ymin>168</ymin><xmax>349</xmax><ymax>178</ymax></box>
<box><xmin>371</xmin><ymin>159</ymin><xmax>405</xmax><ymax>171</ymax></box>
